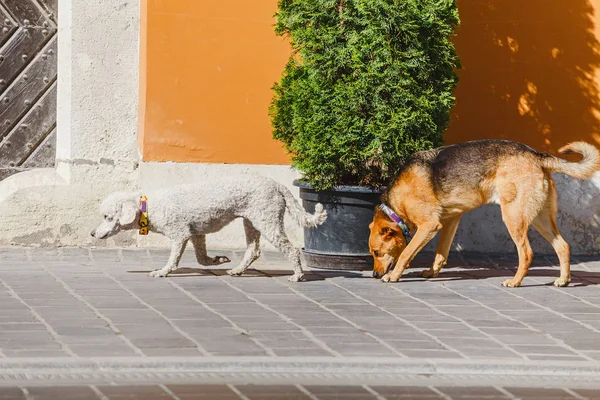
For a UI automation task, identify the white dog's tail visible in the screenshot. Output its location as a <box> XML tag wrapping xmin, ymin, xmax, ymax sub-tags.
<box><xmin>278</xmin><ymin>184</ymin><xmax>328</xmax><ymax>228</ymax></box>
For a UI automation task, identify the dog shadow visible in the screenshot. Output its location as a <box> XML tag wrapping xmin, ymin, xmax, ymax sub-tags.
<box><xmin>401</xmin><ymin>255</ymin><xmax>600</xmax><ymax>288</ymax></box>
<box><xmin>127</xmin><ymin>267</ymin><xmax>364</xmax><ymax>281</ymax></box>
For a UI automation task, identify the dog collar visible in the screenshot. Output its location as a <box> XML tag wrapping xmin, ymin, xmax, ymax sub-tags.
<box><xmin>379</xmin><ymin>204</ymin><xmax>412</xmax><ymax>244</ymax></box>
<box><xmin>139</xmin><ymin>196</ymin><xmax>149</xmax><ymax>235</ymax></box>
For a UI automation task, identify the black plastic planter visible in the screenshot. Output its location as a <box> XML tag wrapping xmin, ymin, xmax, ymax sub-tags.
<box><xmin>294</xmin><ymin>180</ymin><xmax>383</xmax><ymax>271</ymax></box>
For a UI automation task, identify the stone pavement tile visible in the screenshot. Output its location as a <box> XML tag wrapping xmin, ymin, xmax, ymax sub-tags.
<box><xmin>142</xmin><ymin>348</ymin><xmax>205</xmax><ymax>357</ymax></box>
<box><xmin>399</xmin><ymin>349</ymin><xmax>464</xmax><ymax>359</ymax></box>
<box><xmin>2</xmin><ymin>349</ymin><xmax>70</xmax><ymax>357</ymax></box>
<box><xmin>383</xmin><ymin>340</ymin><xmax>449</xmax><ymax>351</ymax></box>
<box><xmin>503</xmin><ymin>387</ymin><xmax>577</xmax><ymax>399</ymax></box>
<box><xmin>370</xmin><ymin>386</ymin><xmax>441</xmax><ymax>399</ymax></box>
<box><xmin>0</xmin><ymin>387</ymin><xmax>25</xmax><ymax>399</ymax></box>
<box><xmin>208</xmin><ymin>305</ymin><xmax>281</xmax><ymax>318</ymax></box>
<box><xmin>198</xmin><ymin>338</ymin><xmax>268</xmax><ymax>356</ymax></box>
<box><xmin>366</xmin><ymin>329</ymin><xmax>438</xmax><ymax>341</ymax></box>
<box><xmin>69</xmin><ymin>344</ymin><xmax>140</xmax><ymax>357</ymax></box>
<box><xmin>572</xmin><ymin>389</ymin><xmax>600</xmax><ymax>399</ymax></box>
<box><xmin>90</xmin><ymin>249</ymin><xmax>123</xmax><ymax>263</ymax></box>
<box><xmin>582</xmin><ymin>351</ymin><xmax>600</xmax><ymax>361</ymax></box>
<box><xmin>488</xmin><ymin>333</ymin><xmax>558</xmax><ymax>346</ymax></box>
<box><xmin>26</xmin><ymin>386</ymin><xmax>100</xmax><ymax>399</ymax></box>
<box><xmin>0</xmin><ymin>323</ymin><xmax>47</xmax><ymax>331</ymax></box>
<box><xmin>418</xmin><ymin>329</ymin><xmax>485</xmax><ymax>339</ymax></box>
<box><xmin>273</xmin><ymin>348</ymin><xmax>328</xmax><ymax>356</ymax></box>
<box><xmin>435</xmin><ymin>386</ymin><xmax>508</xmax><ymax>398</ymax></box>
<box><xmin>0</xmin><ymin>342</ymin><xmax>62</xmax><ymax>351</ymax></box>
<box><xmin>130</xmin><ymin>337</ymin><xmax>197</xmax><ymax>349</ymax></box>
<box><xmin>290</xmin><ymin>317</ymin><xmax>355</xmax><ymax>329</ymax></box>
<box><xmin>438</xmin><ymin>337</ymin><xmax>506</xmax><ymax>349</ymax></box>
<box><xmin>510</xmin><ymin>344</ymin><xmax>577</xmax><ymax>356</ymax></box>
<box><xmin>327</xmin><ymin>342</ymin><xmax>393</xmax><ymax>356</ymax></box>
<box><xmin>412</xmin><ymin>321</ymin><xmax>474</xmax><ymax>331</ymax></box>
<box><xmin>167</xmin><ymin>384</ymin><xmax>241</xmax><ymax>399</ymax></box>
<box><xmin>31</xmin><ymin>306</ymin><xmax>98</xmax><ymax>320</ymax></box>
<box><xmin>458</xmin><ymin>347</ymin><xmax>521</xmax><ymax>359</ymax></box>
<box><xmin>174</xmin><ymin>321</ymin><xmax>240</xmax><ymax>335</ymax></box>
<box><xmin>117</xmin><ymin>324</ymin><xmax>187</xmax><ymax>338</ymax></box>
<box><xmin>97</xmin><ymin>385</ymin><xmax>174</xmax><ymax>400</ymax></box>
<box><xmin>235</xmin><ymin>384</ymin><xmax>310</xmax><ymax>400</ymax></box>
<box><xmin>528</xmin><ymin>355</ymin><xmax>588</xmax><ymax>362</ymax></box>
<box><xmin>256</xmin><ymin>338</ymin><xmax>324</xmax><ymax>350</ymax></box>
<box><xmin>303</xmin><ymin>385</ymin><xmax>378</xmax><ymax>400</ymax></box>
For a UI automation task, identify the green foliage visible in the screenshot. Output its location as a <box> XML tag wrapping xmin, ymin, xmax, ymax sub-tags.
<box><xmin>270</xmin><ymin>0</ymin><xmax>460</xmax><ymax>190</ymax></box>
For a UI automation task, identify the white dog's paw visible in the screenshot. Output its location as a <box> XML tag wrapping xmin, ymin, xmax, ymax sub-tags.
<box><xmin>213</xmin><ymin>256</ymin><xmax>231</xmax><ymax>265</ymax></box>
<box><xmin>227</xmin><ymin>268</ymin><xmax>244</xmax><ymax>277</ymax></box>
<box><xmin>288</xmin><ymin>273</ymin><xmax>305</xmax><ymax>282</ymax></box>
<box><xmin>149</xmin><ymin>269</ymin><xmax>169</xmax><ymax>278</ymax></box>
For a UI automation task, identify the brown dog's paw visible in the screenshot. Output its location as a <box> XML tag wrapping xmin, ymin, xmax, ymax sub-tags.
<box><xmin>381</xmin><ymin>273</ymin><xmax>400</xmax><ymax>283</ymax></box>
<box><xmin>420</xmin><ymin>268</ymin><xmax>439</xmax><ymax>278</ymax></box>
<box><xmin>501</xmin><ymin>278</ymin><xmax>521</xmax><ymax>288</ymax></box>
<box><xmin>553</xmin><ymin>276</ymin><xmax>570</xmax><ymax>287</ymax></box>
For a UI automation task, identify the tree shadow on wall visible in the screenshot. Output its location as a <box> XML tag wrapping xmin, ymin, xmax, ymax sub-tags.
<box><xmin>441</xmin><ymin>0</ymin><xmax>600</xmax><ymax>255</ymax></box>
<box><xmin>448</xmin><ymin>0</ymin><xmax>600</xmax><ymax>153</ymax></box>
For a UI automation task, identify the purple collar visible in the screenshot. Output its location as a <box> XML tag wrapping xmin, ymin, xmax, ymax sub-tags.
<box><xmin>379</xmin><ymin>204</ymin><xmax>412</xmax><ymax>244</ymax></box>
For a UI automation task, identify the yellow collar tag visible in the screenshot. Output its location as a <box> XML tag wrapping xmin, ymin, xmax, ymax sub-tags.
<box><xmin>139</xmin><ymin>196</ymin><xmax>149</xmax><ymax>235</ymax></box>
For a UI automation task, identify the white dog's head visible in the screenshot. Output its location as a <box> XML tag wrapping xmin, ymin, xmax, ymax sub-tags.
<box><xmin>91</xmin><ymin>192</ymin><xmax>140</xmax><ymax>239</ymax></box>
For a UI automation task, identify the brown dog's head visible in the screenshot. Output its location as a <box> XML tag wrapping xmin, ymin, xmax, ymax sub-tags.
<box><xmin>368</xmin><ymin>207</ymin><xmax>408</xmax><ymax>278</ymax></box>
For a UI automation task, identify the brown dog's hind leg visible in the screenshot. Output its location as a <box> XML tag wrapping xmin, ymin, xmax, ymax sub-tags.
<box><xmin>500</xmin><ymin>204</ymin><xmax>534</xmax><ymax>288</ymax></box>
<box><xmin>382</xmin><ymin>222</ymin><xmax>441</xmax><ymax>283</ymax></box>
<box><xmin>421</xmin><ymin>216</ymin><xmax>462</xmax><ymax>278</ymax></box>
<box><xmin>532</xmin><ymin>185</ymin><xmax>571</xmax><ymax>287</ymax></box>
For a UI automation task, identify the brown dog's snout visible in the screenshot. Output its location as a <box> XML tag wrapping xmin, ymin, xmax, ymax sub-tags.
<box><xmin>372</xmin><ymin>270</ymin><xmax>380</xmax><ymax>278</ymax></box>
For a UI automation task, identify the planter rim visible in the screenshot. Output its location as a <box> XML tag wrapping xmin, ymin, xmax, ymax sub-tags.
<box><xmin>293</xmin><ymin>179</ymin><xmax>385</xmax><ymax>194</ymax></box>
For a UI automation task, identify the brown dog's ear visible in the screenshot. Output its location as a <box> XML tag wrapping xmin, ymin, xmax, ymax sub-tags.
<box><xmin>380</xmin><ymin>226</ymin><xmax>393</xmax><ymax>237</ymax></box>
<box><xmin>120</xmin><ymin>201</ymin><xmax>139</xmax><ymax>226</ymax></box>
<box><xmin>380</xmin><ymin>223</ymin><xmax>401</xmax><ymax>239</ymax></box>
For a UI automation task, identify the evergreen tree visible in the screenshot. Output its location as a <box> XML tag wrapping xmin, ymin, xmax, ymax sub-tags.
<box><xmin>270</xmin><ymin>0</ymin><xmax>460</xmax><ymax>190</ymax></box>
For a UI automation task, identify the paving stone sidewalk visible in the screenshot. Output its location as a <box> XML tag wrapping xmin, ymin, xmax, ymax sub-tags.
<box><xmin>2</xmin><ymin>383</ymin><xmax>600</xmax><ymax>400</ymax></box>
<box><xmin>1</xmin><ymin>247</ymin><xmax>600</xmax><ymax>393</ymax></box>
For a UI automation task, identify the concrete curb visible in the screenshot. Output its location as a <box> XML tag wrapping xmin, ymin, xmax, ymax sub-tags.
<box><xmin>3</xmin><ymin>357</ymin><xmax>600</xmax><ymax>387</ymax></box>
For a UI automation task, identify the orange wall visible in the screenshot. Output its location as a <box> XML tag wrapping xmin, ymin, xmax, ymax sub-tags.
<box><xmin>446</xmin><ymin>0</ymin><xmax>600</xmax><ymax>154</ymax></box>
<box><xmin>138</xmin><ymin>0</ymin><xmax>291</xmax><ymax>164</ymax></box>
<box><xmin>139</xmin><ymin>0</ymin><xmax>600</xmax><ymax>164</ymax></box>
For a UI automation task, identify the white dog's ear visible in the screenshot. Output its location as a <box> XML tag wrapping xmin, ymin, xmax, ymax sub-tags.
<box><xmin>120</xmin><ymin>201</ymin><xmax>139</xmax><ymax>226</ymax></box>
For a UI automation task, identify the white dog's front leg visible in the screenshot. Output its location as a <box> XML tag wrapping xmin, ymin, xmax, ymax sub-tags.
<box><xmin>149</xmin><ymin>238</ymin><xmax>188</xmax><ymax>278</ymax></box>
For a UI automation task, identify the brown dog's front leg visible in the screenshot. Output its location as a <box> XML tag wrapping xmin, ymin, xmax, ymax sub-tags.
<box><xmin>382</xmin><ymin>223</ymin><xmax>441</xmax><ymax>283</ymax></box>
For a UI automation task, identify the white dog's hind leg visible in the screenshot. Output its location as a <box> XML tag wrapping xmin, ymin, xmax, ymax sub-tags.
<box><xmin>149</xmin><ymin>238</ymin><xmax>188</xmax><ymax>277</ymax></box>
<box><xmin>227</xmin><ymin>219</ymin><xmax>261</xmax><ymax>277</ymax></box>
<box><xmin>262</xmin><ymin>221</ymin><xmax>305</xmax><ymax>282</ymax></box>
<box><xmin>191</xmin><ymin>234</ymin><xmax>231</xmax><ymax>266</ymax></box>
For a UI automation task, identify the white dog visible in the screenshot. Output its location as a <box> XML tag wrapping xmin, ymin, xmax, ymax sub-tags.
<box><xmin>91</xmin><ymin>175</ymin><xmax>327</xmax><ymax>282</ymax></box>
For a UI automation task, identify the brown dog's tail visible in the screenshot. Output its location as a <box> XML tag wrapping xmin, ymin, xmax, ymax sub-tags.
<box><xmin>278</xmin><ymin>183</ymin><xmax>327</xmax><ymax>228</ymax></box>
<box><xmin>541</xmin><ymin>141</ymin><xmax>600</xmax><ymax>180</ymax></box>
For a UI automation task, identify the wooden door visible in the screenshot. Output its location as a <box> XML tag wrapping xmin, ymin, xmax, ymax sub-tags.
<box><xmin>0</xmin><ymin>0</ymin><xmax>57</xmax><ymax>181</ymax></box>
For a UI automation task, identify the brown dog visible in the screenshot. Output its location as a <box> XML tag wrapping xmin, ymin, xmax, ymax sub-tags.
<box><xmin>368</xmin><ymin>139</ymin><xmax>600</xmax><ymax>287</ymax></box>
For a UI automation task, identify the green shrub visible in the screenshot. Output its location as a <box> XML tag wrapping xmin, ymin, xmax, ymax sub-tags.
<box><xmin>270</xmin><ymin>0</ymin><xmax>460</xmax><ymax>190</ymax></box>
